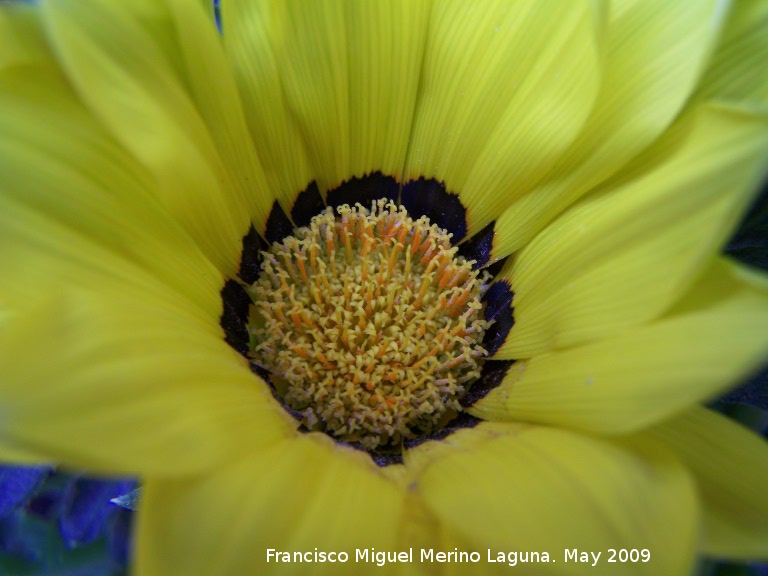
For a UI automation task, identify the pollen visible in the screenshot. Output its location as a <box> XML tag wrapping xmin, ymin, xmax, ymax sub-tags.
<box><xmin>248</xmin><ymin>200</ymin><xmax>491</xmax><ymax>450</ymax></box>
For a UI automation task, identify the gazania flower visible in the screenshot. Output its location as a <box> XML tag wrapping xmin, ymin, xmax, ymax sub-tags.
<box><xmin>2</xmin><ymin>0</ymin><xmax>768</xmax><ymax>574</ymax></box>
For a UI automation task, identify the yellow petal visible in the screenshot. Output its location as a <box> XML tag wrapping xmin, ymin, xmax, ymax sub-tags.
<box><xmin>492</xmin><ymin>0</ymin><xmax>727</xmax><ymax>260</ymax></box>
<box><xmin>40</xmin><ymin>0</ymin><xmax>254</xmax><ymax>276</ymax></box>
<box><xmin>0</xmin><ymin>195</ymin><xmax>215</xmax><ymax>331</ymax></box>
<box><xmin>0</xmin><ymin>272</ymin><xmax>294</xmax><ymax>477</ymax></box>
<box><xmin>0</xmin><ymin>437</ymin><xmax>54</xmax><ymax>466</ymax></box>
<box><xmin>471</xmin><ymin>258</ymin><xmax>768</xmax><ymax>434</ymax></box>
<box><xmin>498</xmin><ymin>103</ymin><xmax>768</xmax><ymax>358</ymax></box>
<box><xmin>196</xmin><ymin>0</ymin><xmax>216</xmax><ymax>22</ymax></box>
<box><xmin>0</xmin><ymin>328</ymin><xmax>53</xmax><ymax>469</ymax></box>
<box><xmin>136</xmin><ymin>435</ymin><xmax>405</xmax><ymax>576</ymax></box>
<box><xmin>221</xmin><ymin>0</ymin><xmax>314</xmax><ymax>213</ymax></box>
<box><xmin>0</xmin><ymin>66</ymin><xmax>223</xmax><ymax>320</ymax></box>
<box><xmin>694</xmin><ymin>0</ymin><xmax>768</xmax><ymax>106</ymax></box>
<box><xmin>161</xmin><ymin>0</ymin><xmax>274</xmax><ymax>234</ymax></box>
<box><xmin>0</xmin><ymin>2</ymin><xmax>50</xmax><ymax>71</ymax></box>
<box><xmin>412</xmin><ymin>422</ymin><xmax>697</xmax><ymax>576</ymax></box>
<box><xmin>403</xmin><ymin>0</ymin><xmax>603</xmax><ymax>238</ymax></box>
<box><xmin>642</xmin><ymin>407</ymin><xmax>768</xmax><ymax>559</ymax></box>
<box><xmin>249</xmin><ymin>0</ymin><xmax>430</xmax><ymax>195</ymax></box>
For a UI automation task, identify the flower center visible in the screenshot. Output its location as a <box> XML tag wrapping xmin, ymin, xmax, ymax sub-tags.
<box><xmin>248</xmin><ymin>199</ymin><xmax>490</xmax><ymax>449</ymax></box>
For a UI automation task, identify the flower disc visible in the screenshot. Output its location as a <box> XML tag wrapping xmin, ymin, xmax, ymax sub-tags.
<box><xmin>249</xmin><ymin>200</ymin><xmax>491</xmax><ymax>449</ymax></box>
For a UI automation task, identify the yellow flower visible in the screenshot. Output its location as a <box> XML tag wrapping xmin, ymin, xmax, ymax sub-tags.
<box><xmin>1</xmin><ymin>0</ymin><xmax>768</xmax><ymax>575</ymax></box>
